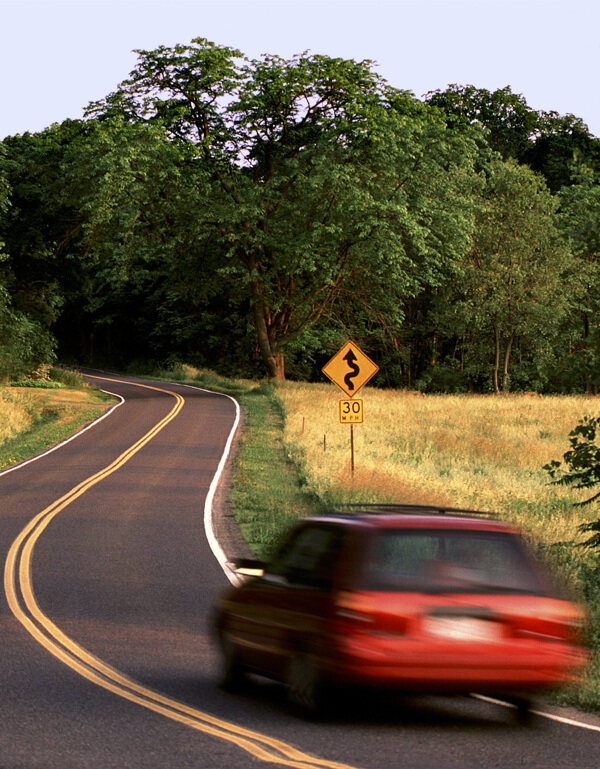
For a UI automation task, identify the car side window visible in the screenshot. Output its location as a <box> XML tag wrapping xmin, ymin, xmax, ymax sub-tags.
<box><xmin>267</xmin><ymin>525</ymin><xmax>343</xmax><ymax>590</ymax></box>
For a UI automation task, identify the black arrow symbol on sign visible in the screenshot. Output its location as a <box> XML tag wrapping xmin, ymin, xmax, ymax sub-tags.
<box><xmin>343</xmin><ymin>349</ymin><xmax>360</xmax><ymax>391</ymax></box>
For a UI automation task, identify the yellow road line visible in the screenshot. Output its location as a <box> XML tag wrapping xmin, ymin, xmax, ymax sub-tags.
<box><xmin>3</xmin><ymin>375</ymin><xmax>360</xmax><ymax>769</ymax></box>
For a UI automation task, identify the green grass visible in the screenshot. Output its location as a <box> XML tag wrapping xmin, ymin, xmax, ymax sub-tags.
<box><xmin>229</xmin><ymin>383</ymin><xmax>325</xmax><ymax>558</ymax></box>
<box><xmin>5</xmin><ymin>362</ymin><xmax>600</xmax><ymax>712</ymax></box>
<box><xmin>0</xmin><ymin>374</ymin><xmax>116</xmax><ymax>471</ymax></box>
<box><xmin>143</xmin><ymin>366</ymin><xmax>324</xmax><ymax>558</ymax></box>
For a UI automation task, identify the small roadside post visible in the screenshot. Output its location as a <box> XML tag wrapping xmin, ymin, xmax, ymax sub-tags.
<box><xmin>322</xmin><ymin>341</ymin><xmax>379</xmax><ymax>476</ymax></box>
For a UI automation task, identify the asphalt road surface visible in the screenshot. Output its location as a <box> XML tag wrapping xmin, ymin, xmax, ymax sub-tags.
<box><xmin>1</xmin><ymin>372</ymin><xmax>600</xmax><ymax>769</ymax></box>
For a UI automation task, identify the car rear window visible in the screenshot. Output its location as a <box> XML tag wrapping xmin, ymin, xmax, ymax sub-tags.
<box><xmin>359</xmin><ymin>529</ymin><xmax>549</xmax><ymax>595</ymax></box>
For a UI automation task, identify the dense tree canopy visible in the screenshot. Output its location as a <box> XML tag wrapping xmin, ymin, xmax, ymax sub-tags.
<box><xmin>0</xmin><ymin>136</ymin><xmax>61</xmax><ymax>378</ymax></box>
<box><xmin>430</xmin><ymin>158</ymin><xmax>571</xmax><ymax>392</ymax></box>
<box><xmin>0</xmin><ymin>38</ymin><xmax>599</xmax><ymax>389</ymax></box>
<box><xmin>85</xmin><ymin>40</ymin><xmax>479</xmax><ymax>378</ymax></box>
<box><xmin>426</xmin><ymin>84</ymin><xmax>600</xmax><ymax>193</ymax></box>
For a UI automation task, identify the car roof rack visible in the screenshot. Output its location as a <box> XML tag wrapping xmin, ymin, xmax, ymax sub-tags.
<box><xmin>334</xmin><ymin>503</ymin><xmax>497</xmax><ymax>519</ymax></box>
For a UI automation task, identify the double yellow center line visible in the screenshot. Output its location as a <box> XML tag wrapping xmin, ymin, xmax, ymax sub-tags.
<box><xmin>3</xmin><ymin>376</ymin><xmax>359</xmax><ymax>769</ymax></box>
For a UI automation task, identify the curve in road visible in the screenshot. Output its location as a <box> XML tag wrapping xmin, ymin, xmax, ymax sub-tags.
<box><xmin>3</xmin><ymin>373</ymin><xmax>358</xmax><ymax>769</ymax></box>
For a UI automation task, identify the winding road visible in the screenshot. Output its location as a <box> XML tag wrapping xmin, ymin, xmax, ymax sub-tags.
<box><xmin>1</xmin><ymin>372</ymin><xmax>599</xmax><ymax>769</ymax></box>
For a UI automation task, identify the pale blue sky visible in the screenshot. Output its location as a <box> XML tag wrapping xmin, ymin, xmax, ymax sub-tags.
<box><xmin>1</xmin><ymin>0</ymin><xmax>599</xmax><ymax>139</ymax></box>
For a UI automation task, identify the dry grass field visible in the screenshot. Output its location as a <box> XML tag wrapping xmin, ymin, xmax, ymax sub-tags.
<box><xmin>0</xmin><ymin>384</ymin><xmax>114</xmax><ymax>470</ymax></box>
<box><xmin>0</xmin><ymin>388</ymin><xmax>33</xmax><ymax>444</ymax></box>
<box><xmin>276</xmin><ymin>382</ymin><xmax>599</xmax><ymax>549</ymax></box>
<box><xmin>275</xmin><ymin>381</ymin><xmax>600</xmax><ymax>709</ymax></box>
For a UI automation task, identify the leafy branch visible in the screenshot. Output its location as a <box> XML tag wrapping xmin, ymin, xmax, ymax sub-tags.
<box><xmin>544</xmin><ymin>415</ymin><xmax>600</xmax><ymax>548</ymax></box>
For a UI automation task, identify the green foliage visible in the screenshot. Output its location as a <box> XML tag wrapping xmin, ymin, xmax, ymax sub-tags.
<box><xmin>525</xmin><ymin>112</ymin><xmax>600</xmax><ymax>193</ymax></box>
<box><xmin>48</xmin><ymin>366</ymin><xmax>86</xmax><ymax>387</ymax></box>
<box><xmin>427</xmin><ymin>84</ymin><xmax>600</xmax><ymax>193</ymax></box>
<box><xmin>10</xmin><ymin>379</ymin><xmax>63</xmax><ymax>388</ymax></box>
<box><xmin>426</xmin><ymin>84</ymin><xmax>539</xmax><ymax>160</ymax></box>
<box><xmin>2</xmin><ymin>39</ymin><xmax>600</xmax><ymax>391</ymax></box>
<box><xmin>545</xmin><ymin>416</ymin><xmax>600</xmax><ymax>548</ymax></box>
<box><xmin>425</xmin><ymin>157</ymin><xmax>572</xmax><ymax>392</ymax></box>
<box><xmin>85</xmin><ymin>40</ymin><xmax>479</xmax><ymax>379</ymax></box>
<box><xmin>553</xmin><ymin>172</ymin><xmax>600</xmax><ymax>393</ymax></box>
<box><xmin>0</xmin><ymin>285</ymin><xmax>56</xmax><ymax>381</ymax></box>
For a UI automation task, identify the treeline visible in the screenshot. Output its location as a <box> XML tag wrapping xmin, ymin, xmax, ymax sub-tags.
<box><xmin>0</xmin><ymin>39</ymin><xmax>599</xmax><ymax>391</ymax></box>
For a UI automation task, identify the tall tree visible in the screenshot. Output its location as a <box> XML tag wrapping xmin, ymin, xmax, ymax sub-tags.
<box><xmin>434</xmin><ymin>158</ymin><xmax>572</xmax><ymax>392</ymax></box>
<box><xmin>555</xmin><ymin>171</ymin><xmax>600</xmax><ymax>392</ymax></box>
<box><xmin>0</xmin><ymin>144</ymin><xmax>9</xmax><ymax>259</ymax></box>
<box><xmin>0</xmin><ymin>133</ymin><xmax>67</xmax><ymax>377</ymax></box>
<box><xmin>425</xmin><ymin>84</ymin><xmax>539</xmax><ymax>160</ymax></box>
<box><xmin>524</xmin><ymin>112</ymin><xmax>600</xmax><ymax>193</ymax></box>
<box><xmin>0</xmin><ymin>123</ymin><xmax>92</xmax><ymax>336</ymax></box>
<box><xmin>87</xmin><ymin>39</ymin><xmax>478</xmax><ymax>378</ymax></box>
<box><xmin>57</xmin><ymin>118</ymin><xmax>214</xmax><ymax>364</ymax></box>
<box><xmin>426</xmin><ymin>84</ymin><xmax>600</xmax><ymax>194</ymax></box>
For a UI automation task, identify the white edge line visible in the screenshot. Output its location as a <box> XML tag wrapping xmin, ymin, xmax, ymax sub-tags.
<box><xmin>0</xmin><ymin>390</ymin><xmax>125</xmax><ymax>479</ymax></box>
<box><xmin>177</xmin><ymin>383</ymin><xmax>243</xmax><ymax>587</ymax></box>
<box><xmin>9</xmin><ymin>379</ymin><xmax>598</xmax><ymax>733</ymax></box>
<box><xmin>472</xmin><ymin>694</ymin><xmax>600</xmax><ymax>732</ymax></box>
<box><xmin>2</xmin><ymin>378</ymin><xmax>241</xmax><ymax>583</ymax></box>
<box><xmin>185</xmin><ymin>381</ymin><xmax>600</xmax><ymax>728</ymax></box>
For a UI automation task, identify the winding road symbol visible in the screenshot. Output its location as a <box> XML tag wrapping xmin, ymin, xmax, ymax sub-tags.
<box><xmin>322</xmin><ymin>340</ymin><xmax>379</xmax><ymax>398</ymax></box>
<box><xmin>343</xmin><ymin>349</ymin><xmax>360</xmax><ymax>392</ymax></box>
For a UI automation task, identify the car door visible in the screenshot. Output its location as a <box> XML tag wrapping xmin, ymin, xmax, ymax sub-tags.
<box><xmin>234</xmin><ymin>523</ymin><xmax>344</xmax><ymax>680</ymax></box>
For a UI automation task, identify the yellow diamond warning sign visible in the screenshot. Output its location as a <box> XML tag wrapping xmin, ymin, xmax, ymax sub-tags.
<box><xmin>322</xmin><ymin>341</ymin><xmax>379</xmax><ymax>398</ymax></box>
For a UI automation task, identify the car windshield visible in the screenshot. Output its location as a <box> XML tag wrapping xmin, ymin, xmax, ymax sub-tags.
<box><xmin>360</xmin><ymin>529</ymin><xmax>549</xmax><ymax>595</ymax></box>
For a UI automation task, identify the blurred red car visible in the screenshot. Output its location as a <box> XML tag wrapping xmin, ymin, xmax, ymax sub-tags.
<box><xmin>213</xmin><ymin>505</ymin><xmax>588</xmax><ymax>717</ymax></box>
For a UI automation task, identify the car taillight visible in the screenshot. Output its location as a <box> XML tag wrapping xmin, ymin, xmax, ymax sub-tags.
<box><xmin>332</xmin><ymin>593</ymin><xmax>408</xmax><ymax>636</ymax></box>
<box><xmin>513</xmin><ymin>615</ymin><xmax>587</xmax><ymax>644</ymax></box>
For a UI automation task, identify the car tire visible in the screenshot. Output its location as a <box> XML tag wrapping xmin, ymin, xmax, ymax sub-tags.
<box><xmin>286</xmin><ymin>649</ymin><xmax>328</xmax><ymax>718</ymax></box>
<box><xmin>218</xmin><ymin>630</ymin><xmax>247</xmax><ymax>693</ymax></box>
<box><xmin>509</xmin><ymin>696</ymin><xmax>534</xmax><ymax>726</ymax></box>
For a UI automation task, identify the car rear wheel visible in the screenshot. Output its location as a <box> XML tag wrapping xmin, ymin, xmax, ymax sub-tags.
<box><xmin>218</xmin><ymin>630</ymin><xmax>247</xmax><ymax>693</ymax></box>
<box><xmin>286</xmin><ymin>649</ymin><xmax>328</xmax><ymax>718</ymax></box>
<box><xmin>506</xmin><ymin>695</ymin><xmax>534</xmax><ymax>725</ymax></box>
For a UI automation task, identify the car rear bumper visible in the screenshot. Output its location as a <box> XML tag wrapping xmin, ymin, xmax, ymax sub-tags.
<box><xmin>324</xmin><ymin>636</ymin><xmax>589</xmax><ymax>692</ymax></box>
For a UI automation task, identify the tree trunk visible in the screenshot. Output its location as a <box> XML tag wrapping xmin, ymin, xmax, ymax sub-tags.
<box><xmin>251</xmin><ymin>277</ymin><xmax>285</xmax><ymax>380</ymax></box>
<box><xmin>502</xmin><ymin>334</ymin><xmax>514</xmax><ymax>391</ymax></box>
<box><xmin>273</xmin><ymin>351</ymin><xmax>285</xmax><ymax>380</ymax></box>
<box><xmin>493</xmin><ymin>327</ymin><xmax>501</xmax><ymax>394</ymax></box>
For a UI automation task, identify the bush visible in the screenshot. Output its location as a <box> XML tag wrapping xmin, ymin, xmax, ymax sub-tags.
<box><xmin>0</xmin><ymin>288</ymin><xmax>57</xmax><ymax>380</ymax></box>
<box><xmin>545</xmin><ymin>416</ymin><xmax>600</xmax><ymax>548</ymax></box>
<box><xmin>48</xmin><ymin>366</ymin><xmax>86</xmax><ymax>387</ymax></box>
<box><xmin>415</xmin><ymin>363</ymin><xmax>469</xmax><ymax>393</ymax></box>
<box><xmin>10</xmin><ymin>379</ymin><xmax>63</xmax><ymax>389</ymax></box>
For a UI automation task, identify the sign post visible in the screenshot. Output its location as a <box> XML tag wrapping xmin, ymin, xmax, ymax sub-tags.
<box><xmin>322</xmin><ymin>341</ymin><xmax>378</xmax><ymax>476</ymax></box>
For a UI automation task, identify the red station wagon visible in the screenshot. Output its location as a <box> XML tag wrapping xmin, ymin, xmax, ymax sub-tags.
<box><xmin>213</xmin><ymin>505</ymin><xmax>588</xmax><ymax>717</ymax></box>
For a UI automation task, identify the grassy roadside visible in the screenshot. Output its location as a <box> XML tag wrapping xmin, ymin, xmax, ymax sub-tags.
<box><xmin>0</xmin><ymin>371</ymin><xmax>116</xmax><ymax>471</ymax></box>
<box><xmin>4</xmin><ymin>363</ymin><xmax>599</xmax><ymax>712</ymax></box>
<box><xmin>145</xmin><ymin>366</ymin><xmax>600</xmax><ymax>713</ymax></box>
<box><xmin>226</xmin><ymin>383</ymin><xmax>325</xmax><ymax>555</ymax></box>
<box><xmin>146</xmin><ymin>367</ymin><xmax>324</xmax><ymax>556</ymax></box>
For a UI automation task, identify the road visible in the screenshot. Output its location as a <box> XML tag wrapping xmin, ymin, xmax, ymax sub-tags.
<box><xmin>1</xmin><ymin>372</ymin><xmax>599</xmax><ymax>769</ymax></box>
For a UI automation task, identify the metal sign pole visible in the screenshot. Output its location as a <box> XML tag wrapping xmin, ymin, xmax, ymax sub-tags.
<box><xmin>322</xmin><ymin>340</ymin><xmax>378</xmax><ymax>482</ymax></box>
